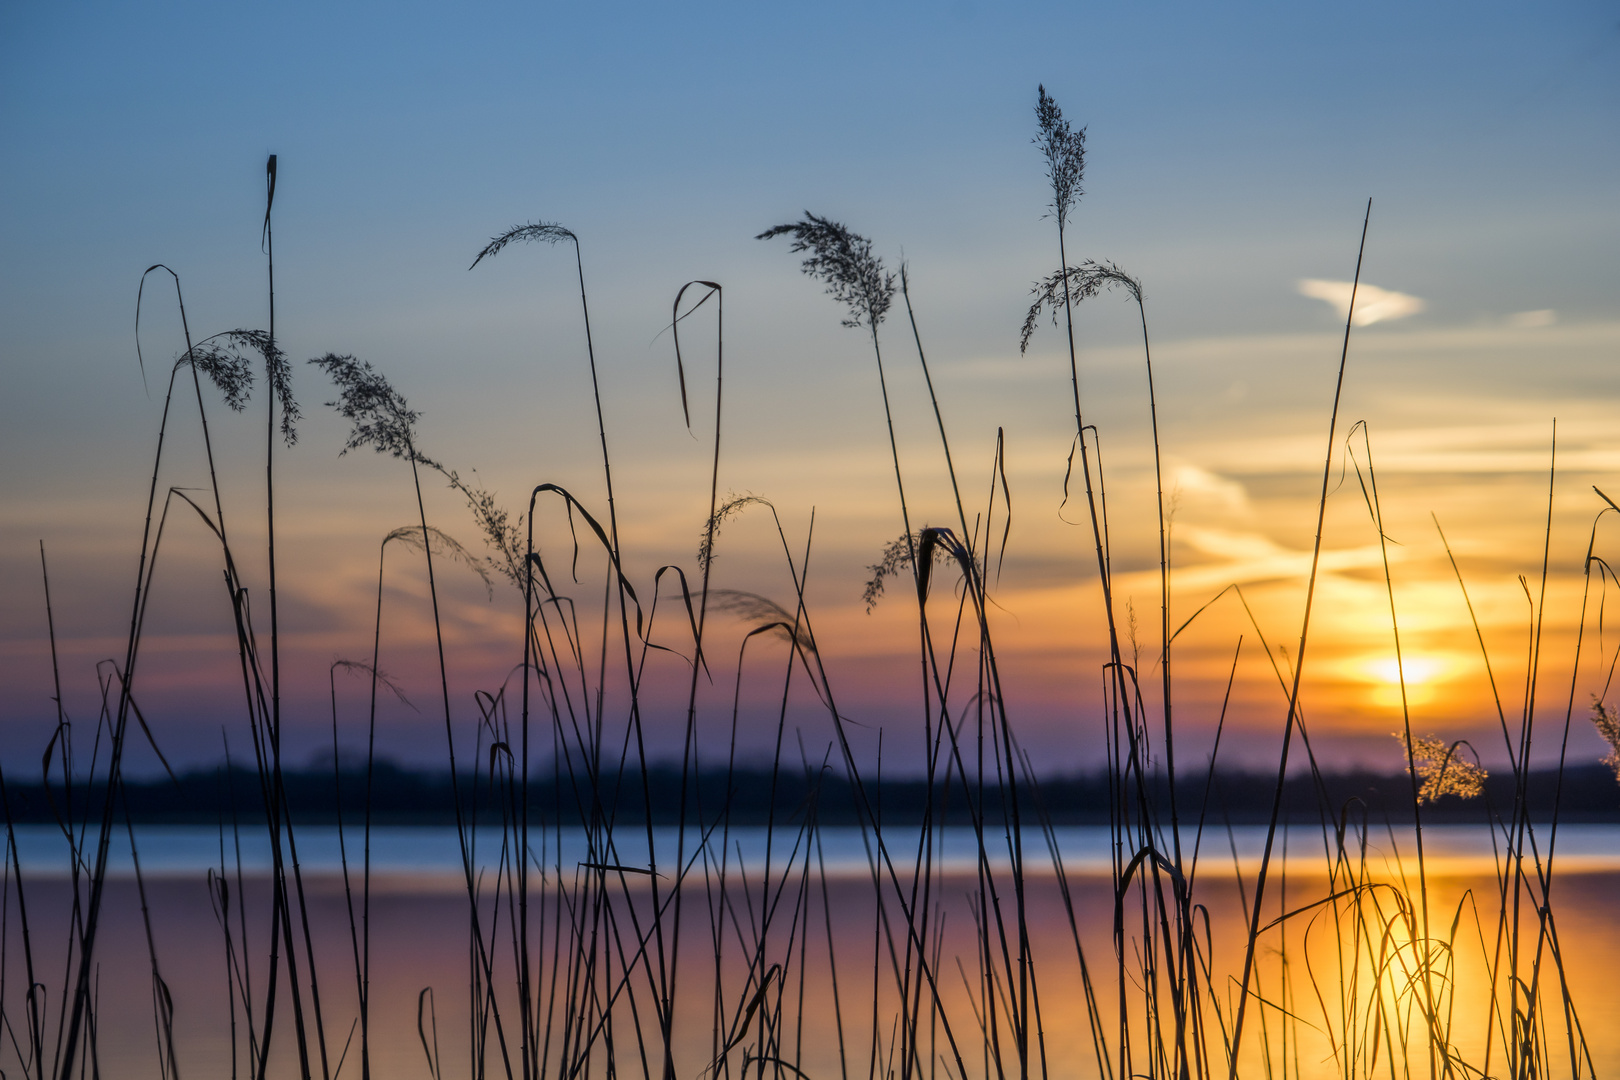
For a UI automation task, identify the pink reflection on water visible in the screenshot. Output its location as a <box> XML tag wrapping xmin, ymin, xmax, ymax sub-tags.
<box><xmin>0</xmin><ymin>835</ymin><xmax>1615</xmax><ymax>1078</ymax></box>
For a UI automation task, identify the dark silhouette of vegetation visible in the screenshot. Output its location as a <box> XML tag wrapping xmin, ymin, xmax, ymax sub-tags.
<box><xmin>5</xmin><ymin>90</ymin><xmax>1606</xmax><ymax>1080</ymax></box>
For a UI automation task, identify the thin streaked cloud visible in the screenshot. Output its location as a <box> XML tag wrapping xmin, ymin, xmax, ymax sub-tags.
<box><xmin>1168</xmin><ymin>464</ymin><xmax>1251</xmax><ymax>516</ymax></box>
<box><xmin>1169</xmin><ymin>525</ymin><xmax>1396</xmax><ymax>590</ymax></box>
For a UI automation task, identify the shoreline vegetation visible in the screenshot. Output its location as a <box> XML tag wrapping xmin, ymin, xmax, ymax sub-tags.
<box><xmin>7</xmin><ymin>763</ymin><xmax>1618</xmax><ymax>826</ymax></box>
<box><xmin>9</xmin><ymin>86</ymin><xmax>1610</xmax><ymax>1078</ymax></box>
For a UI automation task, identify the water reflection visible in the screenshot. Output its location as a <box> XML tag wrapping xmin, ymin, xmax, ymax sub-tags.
<box><xmin>0</xmin><ymin>825</ymin><xmax>1614</xmax><ymax>1078</ymax></box>
<box><xmin>13</xmin><ymin>823</ymin><xmax>1620</xmax><ymax>878</ymax></box>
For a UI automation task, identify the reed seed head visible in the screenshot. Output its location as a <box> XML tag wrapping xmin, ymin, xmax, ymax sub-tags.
<box><xmin>708</xmin><ymin>589</ymin><xmax>815</xmax><ymax>652</ymax></box>
<box><xmin>441</xmin><ymin>471</ymin><xmax>528</xmax><ymax>595</ymax></box>
<box><xmin>308</xmin><ymin>353</ymin><xmax>439</xmax><ymax>470</ymax></box>
<box><xmin>1020</xmin><ymin>260</ymin><xmax>1142</xmax><ymax>353</ymax></box>
<box><xmin>384</xmin><ymin>524</ymin><xmax>493</xmax><ymax>599</ymax></box>
<box><xmin>177</xmin><ymin>341</ymin><xmax>254</xmax><ymax>412</ymax></box>
<box><xmin>757</xmin><ymin>213</ymin><xmax>895</xmax><ymax>331</ymax></box>
<box><xmin>1401</xmin><ymin>734</ymin><xmax>1486</xmax><ymax>803</ymax></box>
<box><xmin>862</xmin><ymin>530</ymin><xmax>951</xmax><ymax>612</ymax></box>
<box><xmin>699</xmin><ymin>493</ymin><xmax>774</xmax><ymax>573</ymax></box>
<box><xmin>218</xmin><ymin>329</ymin><xmax>299</xmax><ymax>443</ymax></box>
<box><xmin>1035</xmin><ymin>85</ymin><xmax>1086</xmax><ymax>229</ymax></box>
<box><xmin>330</xmin><ymin>657</ymin><xmax>416</xmax><ymax>708</ymax></box>
<box><xmin>1590</xmin><ymin>696</ymin><xmax>1620</xmax><ymax>781</ymax></box>
<box><xmin>312</xmin><ymin>353</ymin><xmax>523</xmax><ymax>596</ymax></box>
<box><xmin>470</xmin><ymin>221</ymin><xmax>578</xmax><ymax>270</ymax></box>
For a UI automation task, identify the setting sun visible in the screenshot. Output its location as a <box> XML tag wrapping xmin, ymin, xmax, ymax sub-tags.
<box><xmin>1369</xmin><ymin>655</ymin><xmax>1443</xmax><ymax>686</ymax></box>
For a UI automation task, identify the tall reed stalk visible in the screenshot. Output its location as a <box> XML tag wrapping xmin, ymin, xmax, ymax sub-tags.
<box><xmin>11</xmin><ymin>96</ymin><xmax>1606</xmax><ymax>1080</ymax></box>
<box><xmin>1227</xmin><ymin>199</ymin><xmax>1371</xmax><ymax>1077</ymax></box>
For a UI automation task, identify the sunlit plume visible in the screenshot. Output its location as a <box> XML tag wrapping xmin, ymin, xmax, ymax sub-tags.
<box><xmin>1298</xmin><ymin>278</ymin><xmax>1426</xmax><ymax>326</ymax></box>
<box><xmin>1590</xmin><ymin>697</ymin><xmax>1620</xmax><ymax>781</ymax></box>
<box><xmin>1401</xmin><ymin>734</ymin><xmax>1487</xmax><ymax>803</ymax></box>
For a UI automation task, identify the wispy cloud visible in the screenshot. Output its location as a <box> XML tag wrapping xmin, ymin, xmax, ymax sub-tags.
<box><xmin>1508</xmin><ymin>308</ymin><xmax>1557</xmax><ymax>328</ymax></box>
<box><xmin>1170</xmin><ymin>525</ymin><xmax>1395</xmax><ymax>590</ymax></box>
<box><xmin>1298</xmin><ymin>279</ymin><xmax>1426</xmax><ymax>327</ymax></box>
<box><xmin>1196</xmin><ymin>415</ymin><xmax>1620</xmax><ymax>476</ymax></box>
<box><xmin>1170</xmin><ymin>464</ymin><xmax>1250</xmax><ymax>515</ymax></box>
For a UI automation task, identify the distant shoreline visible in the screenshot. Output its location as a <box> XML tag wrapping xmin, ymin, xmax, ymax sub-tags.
<box><xmin>7</xmin><ymin>761</ymin><xmax>1617</xmax><ymax>826</ymax></box>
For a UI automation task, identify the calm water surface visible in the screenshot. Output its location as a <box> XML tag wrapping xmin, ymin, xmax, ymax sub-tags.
<box><xmin>2</xmin><ymin>824</ymin><xmax>1614</xmax><ymax>1079</ymax></box>
<box><xmin>15</xmin><ymin>822</ymin><xmax>1620</xmax><ymax>877</ymax></box>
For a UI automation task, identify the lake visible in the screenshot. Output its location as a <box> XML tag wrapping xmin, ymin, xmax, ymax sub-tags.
<box><xmin>1</xmin><ymin>823</ymin><xmax>1614</xmax><ymax>1079</ymax></box>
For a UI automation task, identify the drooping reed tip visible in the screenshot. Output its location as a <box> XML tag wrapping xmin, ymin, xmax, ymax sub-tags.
<box><xmin>469</xmin><ymin>220</ymin><xmax>578</xmax><ymax>270</ymax></box>
<box><xmin>757</xmin><ymin>212</ymin><xmax>894</xmax><ymax>330</ymax></box>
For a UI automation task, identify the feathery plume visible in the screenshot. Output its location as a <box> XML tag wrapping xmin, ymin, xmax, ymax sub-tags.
<box><xmin>1021</xmin><ymin>259</ymin><xmax>1141</xmax><ymax>353</ymax></box>
<box><xmin>308</xmin><ymin>354</ymin><xmax>438</xmax><ymax>469</ymax></box>
<box><xmin>218</xmin><ymin>329</ymin><xmax>298</xmax><ymax>442</ymax></box>
<box><xmin>699</xmin><ymin>493</ymin><xmax>775</xmax><ymax>573</ymax></box>
<box><xmin>707</xmin><ymin>589</ymin><xmax>815</xmax><ymax>652</ymax></box>
<box><xmin>330</xmin><ymin>658</ymin><xmax>416</xmax><ymax>709</ymax></box>
<box><xmin>1035</xmin><ymin>85</ymin><xmax>1086</xmax><ymax>228</ymax></box>
<box><xmin>440</xmin><ymin>472</ymin><xmax>527</xmax><ymax>594</ymax></box>
<box><xmin>1590</xmin><ymin>697</ymin><xmax>1620</xmax><ymax>781</ymax></box>
<box><xmin>384</xmin><ymin>525</ymin><xmax>493</xmax><ymax>599</ymax></box>
<box><xmin>862</xmin><ymin>531</ymin><xmax>953</xmax><ymax>612</ymax></box>
<box><xmin>757</xmin><ymin>213</ymin><xmax>894</xmax><ymax>330</ymax></box>
<box><xmin>178</xmin><ymin>340</ymin><xmax>254</xmax><ymax>412</ymax></box>
<box><xmin>470</xmin><ymin>221</ymin><xmax>577</xmax><ymax>270</ymax></box>
<box><xmin>1401</xmin><ymin>734</ymin><xmax>1486</xmax><ymax>803</ymax></box>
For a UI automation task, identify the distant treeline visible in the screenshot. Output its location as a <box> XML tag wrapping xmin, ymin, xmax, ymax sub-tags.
<box><xmin>3</xmin><ymin>760</ymin><xmax>1617</xmax><ymax>826</ymax></box>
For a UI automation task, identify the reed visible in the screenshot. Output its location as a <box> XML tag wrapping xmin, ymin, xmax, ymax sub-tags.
<box><xmin>4</xmin><ymin>87</ymin><xmax>1605</xmax><ymax>1080</ymax></box>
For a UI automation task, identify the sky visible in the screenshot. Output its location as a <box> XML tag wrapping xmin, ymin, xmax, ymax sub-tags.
<box><xmin>2</xmin><ymin>0</ymin><xmax>1618</xmax><ymax>778</ymax></box>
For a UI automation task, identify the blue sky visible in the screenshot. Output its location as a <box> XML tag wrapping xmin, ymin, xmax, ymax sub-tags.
<box><xmin>5</xmin><ymin>1</ymin><xmax>1614</xmax><ymax>331</ymax></box>
<box><xmin>2</xmin><ymin>1</ymin><xmax>1618</xmax><ymax>773</ymax></box>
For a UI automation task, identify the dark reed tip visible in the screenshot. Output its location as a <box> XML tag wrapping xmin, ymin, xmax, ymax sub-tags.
<box><xmin>308</xmin><ymin>353</ymin><xmax>435</xmax><ymax>468</ymax></box>
<box><xmin>263</xmin><ymin>155</ymin><xmax>277</xmax><ymax>244</ymax></box>
<box><xmin>1018</xmin><ymin>260</ymin><xmax>1140</xmax><ymax>353</ymax></box>
<box><xmin>757</xmin><ymin>212</ymin><xmax>894</xmax><ymax>330</ymax></box>
<box><xmin>707</xmin><ymin>589</ymin><xmax>816</xmax><ymax>652</ymax></box>
<box><xmin>861</xmin><ymin>530</ymin><xmax>951</xmax><ymax>612</ymax></box>
<box><xmin>469</xmin><ymin>220</ymin><xmax>578</xmax><ymax>270</ymax></box>
<box><xmin>179</xmin><ymin>341</ymin><xmax>254</xmax><ymax>412</ymax></box>
<box><xmin>208</xmin><ymin>329</ymin><xmax>298</xmax><ymax>439</ymax></box>
<box><xmin>331</xmin><ymin>658</ymin><xmax>416</xmax><ymax>708</ymax></box>
<box><xmin>698</xmin><ymin>492</ymin><xmax>774</xmax><ymax>572</ymax></box>
<box><xmin>382</xmin><ymin>525</ymin><xmax>492</xmax><ymax>598</ymax></box>
<box><xmin>1034</xmin><ymin>85</ymin><xmax>1086</xmax><ymax>227</ymax></box>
